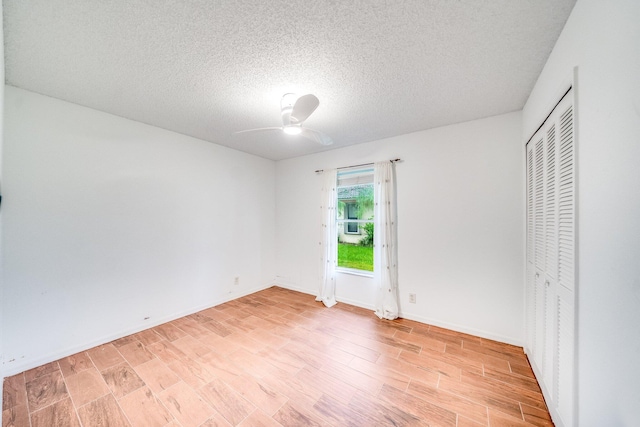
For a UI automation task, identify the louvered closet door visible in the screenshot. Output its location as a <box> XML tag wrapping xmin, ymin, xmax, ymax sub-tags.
<box><xmin>525</xmin><ymin>143</ymin><xmax>536</xmax><ymax>353</ymax></box>
<box><xmin>525</xmin><ymin>89</ymin><xmax>575</xmax><ymax>427</ymax></box>
<box><xmin>533</xmin><ymin>131</ymin><xmax>546</xmax><ymax>371</ymax></box>
<box><xmin>554</xmin><ymin>94</ymin><xmax>575</xmax><ymax>427</ymax></box>
<box><xmin>542</xmin><ymin>118</ymin><xmax>558</xmax><ymax>398</ymax></box>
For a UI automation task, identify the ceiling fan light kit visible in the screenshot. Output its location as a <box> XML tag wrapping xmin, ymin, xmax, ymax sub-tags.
<box><xmin>283</xmin><ymin>125</ymin><xmax>302</xmax><ymax>135</ymax></box>
<box><xmin>236</xmin><ymin>93</ymin><xmax>333</xmax><ymax>146</ymax></box>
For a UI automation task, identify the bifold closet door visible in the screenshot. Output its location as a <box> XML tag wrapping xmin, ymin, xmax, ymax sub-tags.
<box><xmin>525</xmin><ymin>89</ymin><xmax>575</xmax><ymax>427</ymax></box>
<box><xmin>554</xmin><ymin>95</ymin><xmax>575</xmax><ymax>427</ymax></box>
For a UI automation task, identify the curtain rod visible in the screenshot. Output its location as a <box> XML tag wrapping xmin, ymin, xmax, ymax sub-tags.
<box><xmin>315</xmin><ymin>158</ymin><xmax>401</xmax><ymax>173</ymax></box>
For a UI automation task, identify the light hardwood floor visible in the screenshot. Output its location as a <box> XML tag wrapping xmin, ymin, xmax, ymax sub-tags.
<box><xmin>2</xmin><ymin>286</ymin><xmax>553</xmax><ymax>426</ymax></box>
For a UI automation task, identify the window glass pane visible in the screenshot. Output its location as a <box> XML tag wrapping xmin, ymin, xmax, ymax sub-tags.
<box><xmin>336</xmin><ymin>168</ymin><xmax>374</xmax><ymax>273</ymax></box>
<box><xmin>336</xmin><ymin>188</ymin><xmax>374</xmax><ymax>220</ymax></box>
<box><xmin>337</xmin><ymin>223</ymin><xmax>374</xmax><ymax>271</ymax></box>
<box><xmin>347</xmin><ymin>203</ymin><xmax>358</xmax><ymax>220</ymax></box>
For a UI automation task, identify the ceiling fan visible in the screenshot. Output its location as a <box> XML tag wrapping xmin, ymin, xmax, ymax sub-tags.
<box><xmin>235</xmin><ymin>93</ymin><xmax>333</xmax><ymax>145</ymax></box>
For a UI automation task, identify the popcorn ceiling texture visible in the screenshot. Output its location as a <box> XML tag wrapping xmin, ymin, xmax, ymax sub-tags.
<box><xmin>3</xmin><ymin>0</ymin><xmax>576</xmax><ymax>160</ymax></box>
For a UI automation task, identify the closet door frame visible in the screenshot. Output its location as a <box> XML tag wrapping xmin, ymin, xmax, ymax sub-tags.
<box><xmin>524</xmin><ymin>71</ymin><xmax>578</xmax><ymax>427</ymax></box>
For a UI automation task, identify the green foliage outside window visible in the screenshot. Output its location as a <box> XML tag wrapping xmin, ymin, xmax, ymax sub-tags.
<box><xmin>337</xmin><ymin>243</ymin><xmax>373</xmax><ymax>271</ymax></box>
<box><xmin>359</xmin><ymin>221</ymin><xmax>374</xmax><ymax>247</ymax></box>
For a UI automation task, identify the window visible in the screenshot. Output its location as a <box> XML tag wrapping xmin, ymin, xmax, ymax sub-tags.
<box><xmin>336</xmin><ymin>168</ymin><xmax>374</xmax><ymax>272</ymax></box>
<box><xmin>345</xmin><ymin>202</ymin><xmax>359</xmax><ymax>233</ymax></box>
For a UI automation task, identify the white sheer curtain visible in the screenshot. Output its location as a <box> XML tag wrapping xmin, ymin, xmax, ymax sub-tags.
<box><xmin>374</xmin><ymin>161</ymin><xmax>399</xmax><ymax>320</ymax></box>
<box><xmin>317</xmin><ymin>169</ymin><xmax>338</xmax><ymax>308</ymax></box>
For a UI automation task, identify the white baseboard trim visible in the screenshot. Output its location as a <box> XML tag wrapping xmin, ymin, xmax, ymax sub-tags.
<box><xmin>2</xmin><ymin>283</ymin><xmax>274</xmax><ymax>377</ymax></box>
<box><xmin>335</xmin><ymin>296</ymin><xmax>375</xmax><ymax>311</ymax></box>
<box><xmin>398</xmin><ymin>311</ymin><xmax>523</xmax><ymax>347</ymax></box>
<box><xmin>272</xmin><ymin>283</ymin><xmax>375</xmax><ymax>310</ymax></box>
<box><xmin>6</xmin><ymin>278</ymin><xmax>520</xmax><ymax>377</ymax></box>
<box><xmin>274</xmin><ymin>283</ymin><xmax>522</xmax><ymax>347</ymax></box>
<box><xmin>271</xmin><ymin>282</ymin><xmax>375</xmax><ymax>311</ymax></box>
<box><xmin>271</xmin><ymin>281</ymin><xmax>316</xmax><ymax>297</ymax></box>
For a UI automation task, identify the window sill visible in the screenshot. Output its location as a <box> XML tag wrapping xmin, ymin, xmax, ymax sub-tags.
<box><xmin>336</xmin><ymin>268</ymin><xmax>374</xmax><ymax>278</ymax></box>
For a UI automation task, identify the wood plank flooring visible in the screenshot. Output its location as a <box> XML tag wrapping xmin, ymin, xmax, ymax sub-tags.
<box><xmin>2</xmin><ymin>286</ymin><xmax>553</xmax><ymax>426</ymax></box>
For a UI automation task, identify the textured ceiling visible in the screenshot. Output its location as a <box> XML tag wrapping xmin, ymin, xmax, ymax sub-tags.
<box><xmin>4</xmin><ymin>0</ymin><xmax>576</xmax><ymax>160</ymax></box>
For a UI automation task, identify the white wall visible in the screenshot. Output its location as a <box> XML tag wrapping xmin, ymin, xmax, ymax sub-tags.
<box><xmin>522</xmin><ymin>0</ymin><xmax>640</xmax><ymax>424</ymax></box>
<box><xmin>0</xmin><ymin>0</ymin><xmax>6</xmax><ymax>399</ymax></box>
<box><xmin>1</xmin><ymin>86</ymin><xmax>276</xmax><ymax>375</ymax></box>
<box><xmin>276</xmin><ymin>111</ymin><xmax>524</xmax><ymax>345</ymax></box>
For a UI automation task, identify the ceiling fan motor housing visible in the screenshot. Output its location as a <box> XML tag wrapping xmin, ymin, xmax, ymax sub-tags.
<box><xmin>235</xmin><ymin>93</ymin><xmax>331</xmax><ymax>145</ymax></box>
<box><xmin>280</xmin><ymin>93</ymin><xmax>297</xmax><ymax>126</ymax></box>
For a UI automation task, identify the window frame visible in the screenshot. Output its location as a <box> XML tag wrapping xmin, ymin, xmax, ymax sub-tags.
<box><xmin>335</xmin><ymin>168</ymin><xmax>375</xmax><ymax>276</ymax></box>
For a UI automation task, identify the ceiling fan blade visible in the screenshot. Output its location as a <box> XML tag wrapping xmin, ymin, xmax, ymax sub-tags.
<box><xmin>234</xmin><ymin>127</ymin><xmax>282</xmax><ymax>135</ymax></box>
<box><xmin>299</xmin><ymin>128</ymin><xmax>333</xmax><ymax>146</ymax></box>
<box><xmin>290</xmin><ymin>94</ymin><xmax>319</xmax><ymax>124</ymax></box>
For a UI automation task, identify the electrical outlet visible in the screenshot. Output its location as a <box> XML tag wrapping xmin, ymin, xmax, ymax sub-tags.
<box><xmin>234</xmin><ymin>276</ymin><xmax>240</xmax><ymax>285</ymax></box>
<box><xmin>409</xmin><ymin>293</ymin><xmax>416</xmax><ymax>304</ymax></box>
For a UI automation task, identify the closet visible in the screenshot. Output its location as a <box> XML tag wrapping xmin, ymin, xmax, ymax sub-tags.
<box><xmin>525</xmin><ymin>88</ymin><xmax>576</xmax><ymax>427</ymax></box>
